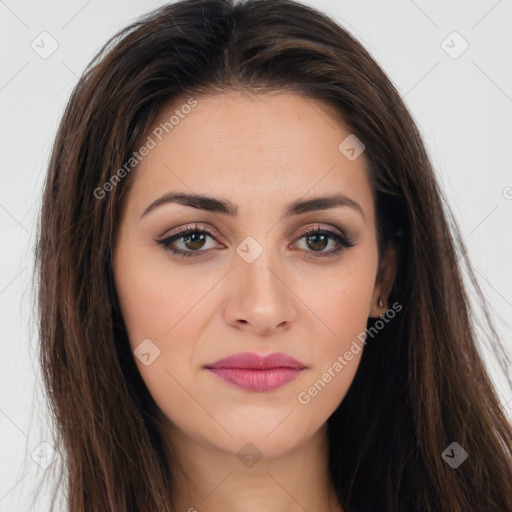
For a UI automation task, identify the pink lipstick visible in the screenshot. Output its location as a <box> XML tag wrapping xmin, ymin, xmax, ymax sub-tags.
<box><xmin>204</xmin><ymin>352</ymin><xmax>307</xmax><ymax>391</ymax></box>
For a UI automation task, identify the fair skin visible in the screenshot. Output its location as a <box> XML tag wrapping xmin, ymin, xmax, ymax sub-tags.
<box><xmin>113</xmin><ymin>91</ymin><xmax>396</xmax><ymax>512</ymax></box>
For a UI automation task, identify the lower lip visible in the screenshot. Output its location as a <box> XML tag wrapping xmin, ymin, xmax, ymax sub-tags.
<box><xmin>207</xmin><ymin>368</ymin><xmax>304</xmax><ymax>391</ymax></box>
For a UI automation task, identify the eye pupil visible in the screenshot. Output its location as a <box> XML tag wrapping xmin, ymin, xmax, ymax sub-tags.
<box><xmin>184</xmin><ymin>233</ymin><xmax>206</xmax><ymax>250</ymax></box>
<box><xmin>307</xmin><ymin>234</ymin><xmax>328</xmax><ymax>251</ymax></box>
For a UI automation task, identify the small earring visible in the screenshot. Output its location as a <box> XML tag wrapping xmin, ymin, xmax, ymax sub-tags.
<box><xmin>378</xmin><ymin>297</ymin><xmax>383</xmax><ymax>308</ymax></box>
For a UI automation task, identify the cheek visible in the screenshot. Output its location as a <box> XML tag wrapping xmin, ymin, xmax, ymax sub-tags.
<box><xmin>292</xmin><ymin>264</ymin><xmax>374</xmax><ymax>409</ymax></box>
<box><xmin>288</xmin><ymin>242</ymin><xmax>378</xmax><ymax>413</ymax></box>
<box><xmin>314</xmin><ymin>268</ymin><xmax>374</xmax><ymax>337</ymax></box>
<box><xmin>296</xmin><ymin>249</ymin><xmax>377</xmax><ymax>348</ymax></box>
<box><xmin>113</xmin><ymin>247</ymin><xmax>216</xmax><ymax>435</ymax></box>
<box><xmin>113</xmin><ymin>241</ymin><xmax>212</xmax><ymax>346</ymax></box>
<box><xmin>112</xmin><ymin>241</ymin><xmax>223</xmax><ymax>400</ymax></box>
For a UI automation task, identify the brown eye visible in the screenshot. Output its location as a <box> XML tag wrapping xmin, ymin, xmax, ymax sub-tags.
<box><xmin>156</xmin><ymin>224</ymin><xmax>221</xmax><ymax>258</ymax></box>
<box><xmin>181</xmin><ymin>232</ymin><xmax>207</xmax><ymax>250</ymax></box>
<box><xmin>293</xmin><ymin>226</ymin><xmax>355</xmax><ymax>257</ymax></box>
<box><xmin>305</xmin><ymin>233</ymin><xmax>329</xmax><ymax>251</ymax></box>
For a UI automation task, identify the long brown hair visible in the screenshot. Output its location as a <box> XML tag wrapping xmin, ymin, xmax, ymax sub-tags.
<box><xmin>34</xmin><ymin>0</ymin><xmax>512</xmax><ymax>510</ymax></box>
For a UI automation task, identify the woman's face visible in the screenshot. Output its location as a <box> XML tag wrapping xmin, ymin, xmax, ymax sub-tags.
<box><xmin>113</xmin><ymin>91</ymin><xmax>387</xmax><ymax>459</ymax></box>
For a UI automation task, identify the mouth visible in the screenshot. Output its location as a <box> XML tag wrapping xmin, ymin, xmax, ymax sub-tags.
<box><xmin>204</xmin><ymin>352</ymin><xmax>307</xmax><ymax>392</ymax></box>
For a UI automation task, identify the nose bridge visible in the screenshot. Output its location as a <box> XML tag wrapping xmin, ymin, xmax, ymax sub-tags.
<box><xmin>235</xmin><ymin>233</ymin><xmax>285</xmax><ymax>301</ymax></box>
<box><xmin>223</xmin><ymin>233</ymin><xmax>297</xmax><ymax>332</ymax></box>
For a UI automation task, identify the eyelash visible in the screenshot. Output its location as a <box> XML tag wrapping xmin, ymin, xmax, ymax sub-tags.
<box><xmin>156</xmin><ymin>223</ymin><xmax>355</xmax><ymax>259</ymax></box>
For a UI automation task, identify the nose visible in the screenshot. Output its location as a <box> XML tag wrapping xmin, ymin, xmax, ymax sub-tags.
<box><xmin>222</xmin><ymin>250</ymin><xmax>298</xmax><ymax>336</ymax></box>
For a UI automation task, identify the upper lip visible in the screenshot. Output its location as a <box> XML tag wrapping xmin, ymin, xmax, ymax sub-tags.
<box><xmin>204</xmin><ymin>352</ymin><xmax>307</xmax><ymax>370</ymax></box>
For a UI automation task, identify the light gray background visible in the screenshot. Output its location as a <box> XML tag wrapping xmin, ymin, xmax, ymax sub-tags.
<box><xmin>1</xmin><ymin>1</ymin><xmax>511</xmax><ymax>510</ymax></box>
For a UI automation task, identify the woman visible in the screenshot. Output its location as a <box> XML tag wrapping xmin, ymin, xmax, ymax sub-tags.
<box><xmin>35</xmin><ymin>0</ymin><xmax>512</xmax><ymax>510</ymax></box>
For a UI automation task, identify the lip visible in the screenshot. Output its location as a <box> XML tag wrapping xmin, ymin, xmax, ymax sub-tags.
<box><xmin>204</xmin><ymin>352</ymin><xmax>307</xmax><ymax>392</ymax></box>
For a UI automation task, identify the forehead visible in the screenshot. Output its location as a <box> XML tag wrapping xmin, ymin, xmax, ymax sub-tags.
<box><xmin>125</xmin><ymin>91</ymin><xmax>375</xmax><ymax>221</ymax></box>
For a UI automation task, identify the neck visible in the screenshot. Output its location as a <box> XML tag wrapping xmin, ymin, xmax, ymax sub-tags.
<box><xmin>162</xmin><ymin>422</ymin><xmax>344</xmax><ymax>512</ymax></box>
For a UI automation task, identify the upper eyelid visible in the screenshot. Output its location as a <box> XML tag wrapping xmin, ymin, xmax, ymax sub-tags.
<box><xmin>158</xmin><ymin>224</ymin><xmax>351</xmax><ymax>251</ymax></box>
<box><xmin>159</xmin><ymin>223</ymin><xmax>347</xmax><ymax>242</ymax></box>
<box><xmin>159</xmin><ymin>224</ymin><xmax>223</xmax><ymax>243</ymax></box>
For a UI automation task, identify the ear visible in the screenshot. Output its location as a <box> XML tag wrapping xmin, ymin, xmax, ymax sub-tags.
<box><xmin>369</xmin><ymin>243</ymin><xmax>398</xmax><ymax>318</ymax></box>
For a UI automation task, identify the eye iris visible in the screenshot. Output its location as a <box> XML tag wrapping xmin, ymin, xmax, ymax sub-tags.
<box><xmin>184</xmin><ymin>233</ymin><xmax>206</xmax><ymax>250</ymax></box>
<box><xmin>307</xmin><ymin>234</ymin><xmax>328</xmax><ymax>251</ymax></box>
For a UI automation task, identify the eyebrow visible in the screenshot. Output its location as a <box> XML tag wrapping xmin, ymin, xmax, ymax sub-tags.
<box><xmin>141</xmin><ymin>191</ymin><xmax>365</xmax><ymax>221</ymax></box>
